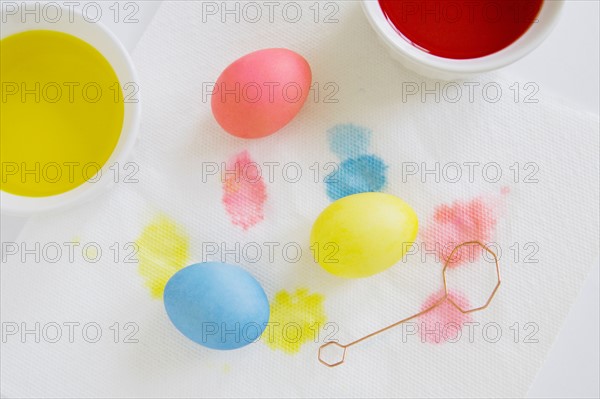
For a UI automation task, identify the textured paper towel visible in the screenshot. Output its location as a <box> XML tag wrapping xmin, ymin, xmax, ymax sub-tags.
<box><xmin>1</xmin><ymin>2</ymin><xmax>599</xmax><ymax>398</ymax></box>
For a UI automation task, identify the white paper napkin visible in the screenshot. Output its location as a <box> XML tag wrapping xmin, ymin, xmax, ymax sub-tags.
<box><xmin>1</xmin><ymin>2</ymin><xmax>599</xmax><ymax>398</ymax></box>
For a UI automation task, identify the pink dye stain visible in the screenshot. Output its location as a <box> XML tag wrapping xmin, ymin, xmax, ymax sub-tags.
<box><xmin>419</xmin><ymin>290</ymin><xmax>472</xmax><ymax>344</ymax></box>
<box><xmin>422</xmin><ymin>192</ymin><xmax>507</xmax><ymax>268</ymax></box>
<box><xmin>222</xmin><ymin>150</ymin><xmax>267</xmax><ymax>230</ymax></box>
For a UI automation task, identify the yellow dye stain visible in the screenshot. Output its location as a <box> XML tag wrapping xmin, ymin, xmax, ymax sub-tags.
<box><xmin>224</xmin><ymin>175</ymin><xmax>241</xmax><ymax>194</ymax></box>
<box><xmin>263</xmin><ymin>288</ymin><xmax>327</xmax><ymax>354</ymax></box>
<box><xmin>70</xmin><ymin>236</ymin><xmax>98</xmax><ymax>261</ymax></box>
<box><xmin>136</xmin><ymin>215</ymin><xmax>190</xmax><ymax>298</ymax></box>
<box><xmin>84</xmin><ymin>245</ymin><xmax>98</xmax><ymax>260</ymax></box>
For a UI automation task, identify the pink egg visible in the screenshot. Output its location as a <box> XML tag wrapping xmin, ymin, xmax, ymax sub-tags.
<box><xmin>211</xmin><ymin>48</ymin><xmax>312</xmax><ymax>139</ymax></box>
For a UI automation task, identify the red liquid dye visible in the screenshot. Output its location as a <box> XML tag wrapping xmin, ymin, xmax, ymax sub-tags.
<box><xmin>379</xmin><ymin>0</ymin><xmax>544</xmax><ymax>59</ymax></box>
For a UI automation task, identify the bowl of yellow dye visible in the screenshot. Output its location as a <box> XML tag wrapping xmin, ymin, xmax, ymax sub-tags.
<box><xmin>0</xmin><ymin>4</ymin><xmax>140</xmax><ymax>214</ymax></box>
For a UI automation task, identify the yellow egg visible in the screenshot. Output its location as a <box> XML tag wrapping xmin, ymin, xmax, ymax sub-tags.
<box><xmin>310</xmin><ymin>192</ymin><xmax>418</xmax><ymax>278</ymax></box>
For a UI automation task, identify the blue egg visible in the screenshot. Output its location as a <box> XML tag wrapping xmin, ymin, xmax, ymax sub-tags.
<box><xmin>163</xmin><ymin>262</ymin><xmax>270</xmax><ymax>350</ymax></box>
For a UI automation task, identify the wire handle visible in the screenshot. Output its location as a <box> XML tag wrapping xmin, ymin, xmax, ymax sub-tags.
<box><xmin>318</xmin><ymin>241</ymin><xmax>500</xmax><ymax>367</ymax></box>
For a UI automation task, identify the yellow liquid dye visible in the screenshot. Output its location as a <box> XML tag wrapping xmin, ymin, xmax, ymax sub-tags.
<box><xmin>1</xmin><ymin>30</ymin><xmax>124</xmax><ymax>197</ymax></box>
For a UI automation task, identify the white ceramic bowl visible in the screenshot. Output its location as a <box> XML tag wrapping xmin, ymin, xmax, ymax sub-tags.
<box><xmin>361</xmin><ymin>0</ymin><xmax>565</xmax><ymax>80</ymax></box>
<box><xmin>1</xmin><ymin>3</ymin><xmax>140</xmax><ymax>215</ymax></box>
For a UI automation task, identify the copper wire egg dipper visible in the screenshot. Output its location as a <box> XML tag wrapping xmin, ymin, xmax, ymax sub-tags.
<box><xmin>318</xmin><ymin>241</ymin><xmax>501</xmax><ymax>367</ymax></box>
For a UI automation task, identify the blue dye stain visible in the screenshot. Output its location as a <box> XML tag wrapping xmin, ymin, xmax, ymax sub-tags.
<box><xmin>325</xmin><ymin>123</ymin><xmax>389</xmax><ymax>201</ymax></box>
<box><xmin>327</xmin><ymin>124</ymin><xmax>372</xmax><ymax>159</ymax></box>
<box><xmin>326</xmin><ymin>155</ymin><xmax>388</xmax><ymax>201</ymax></box>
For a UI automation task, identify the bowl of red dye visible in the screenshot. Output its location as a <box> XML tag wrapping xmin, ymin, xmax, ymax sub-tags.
<box><xmin>362</xmin><ymin>0</ymin><xmax>564</xmax><ymax>79</ymax></box>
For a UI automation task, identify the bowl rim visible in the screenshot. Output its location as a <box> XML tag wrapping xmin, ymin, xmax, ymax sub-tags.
<box><xmin>361</xmin><ymin>0</ymin><xmax>565</xmax><ymax>74</ymax></box>
<box><xmin>1</xmin><ymin>4</ymin><xmax>141</xmax><ymax>215</ymax></box>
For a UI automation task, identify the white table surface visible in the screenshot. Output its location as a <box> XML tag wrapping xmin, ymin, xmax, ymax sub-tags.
<box><xmin>1</xmin><ymin>1</ymin><xmax>598</xmax><ymax>397</ymax></box>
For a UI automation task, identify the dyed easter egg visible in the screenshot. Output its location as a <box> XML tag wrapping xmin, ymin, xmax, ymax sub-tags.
<box><xmin>163</xmin><ymin>262</ymin><xmax>270</xmax><ymax>350</ymax></box>
<box><xmin>211</xmin><ymin>48</ymin><xmax>312</xmax><ymax>139</ymax></box>
<box><xmin>310</xmin><ymin>192</ymin><xmax>418</xmax><ymax>278</ymax></box>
